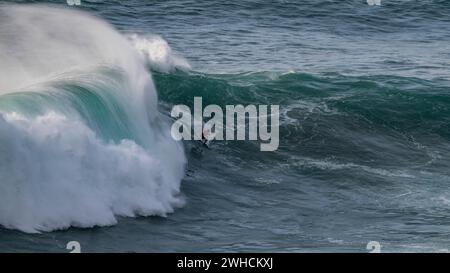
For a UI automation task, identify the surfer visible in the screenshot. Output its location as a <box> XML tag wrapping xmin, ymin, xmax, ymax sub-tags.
<box><xmin>201</xmin><ymin>126</ymin><xmax>213</xmax><ymax>148</ymax></box>
<box><xmin>201</xmin><ymin>127</ymin><xmax>209</xmax><ymax>147</ymax></box>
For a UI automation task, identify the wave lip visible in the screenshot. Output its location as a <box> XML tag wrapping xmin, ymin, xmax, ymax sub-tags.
<box><xmin>0</xmin><ymin>5</ymin><xmax>186</xmax><ymax>233</ymax></box>
<box><xmin>128</xmin><ymin>34</ymin><xmax>191</xmax><ymax>73</ymax></box>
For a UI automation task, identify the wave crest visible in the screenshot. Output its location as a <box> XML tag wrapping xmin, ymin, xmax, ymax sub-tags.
<box><xmin>0</xmin><ymin>5</ymin><xmax>186</xmax><ymax>233</ymax></box>
<box><xmin>128</xmin><ymin>34</ymin><xmax>191</xmax><ymax>72</ymax></box>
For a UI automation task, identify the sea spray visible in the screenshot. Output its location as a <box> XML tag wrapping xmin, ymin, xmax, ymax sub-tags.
<box><xmin>128</xmin><ymin>34</ymin><xmax>191</xmax><ymax>73</ymax></box>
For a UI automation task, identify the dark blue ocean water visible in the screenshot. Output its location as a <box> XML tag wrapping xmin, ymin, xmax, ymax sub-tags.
<box><xmin>1</xmin><ymin>0</ymin><xmax>450</xmax><ymax>252</ymax></box>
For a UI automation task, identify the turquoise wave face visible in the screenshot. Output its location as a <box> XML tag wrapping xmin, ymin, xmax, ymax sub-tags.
<box><xmin>0</xmin><ymin>71</ymin><xmax>133</xmax><ymax>143</ymax></box>
<box><xmin>154</xmin><ymin>69</ymin><xmax>450</xmax><ymax>182</ymax></box>
<box><xmin>155</xmin><ymin>70</ymin><xmax>450</xmax><ymax>139</ymax></box>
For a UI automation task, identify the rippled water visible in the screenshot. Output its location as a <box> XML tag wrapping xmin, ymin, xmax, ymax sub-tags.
<box><xmin>1</xmin><ymin>0</ymin><xmax>450</xmax><ymax>252</ymax></box>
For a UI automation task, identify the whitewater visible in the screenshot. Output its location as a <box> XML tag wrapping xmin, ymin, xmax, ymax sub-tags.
<box><xmin>0</xmin><ymin>5</ymin><xmax>186</xmax><ymax>233</ymax></box>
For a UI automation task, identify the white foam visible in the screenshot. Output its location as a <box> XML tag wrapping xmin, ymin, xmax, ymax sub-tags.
<box><xmin>0</xmin><ymin>112</ymin><xmax>184</xmax><ymax>233</ymax></box>
<box><xmin>286</xmin><ymin>156</ymin><xmax>415</xmax><ymax>178</ymax></box>
<box><xmin>128</xmin><ymin>34</ymin><xmax>191</xmax><ymax>73</ymax></box>
<box><xmin>367</xmin><ymin>0</ymin><xmax>381</xmax><ymax>6</ymax></box>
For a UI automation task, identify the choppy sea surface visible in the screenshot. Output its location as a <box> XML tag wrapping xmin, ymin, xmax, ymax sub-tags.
<box><xmin>1</xmin><ymin>0</ymin><xmax>450</xmax><ymax>252</ymax></box>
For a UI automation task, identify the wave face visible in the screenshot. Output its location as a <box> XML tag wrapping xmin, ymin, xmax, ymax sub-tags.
<box><xmin>0</xmin><ymin>5</ymin><xmax>185</xmax><ymax>233</ymax></box>
<box><xmin>153</xmin><ymin>70</ymin><xmax>450</xmax><ymax>252</ymax></box>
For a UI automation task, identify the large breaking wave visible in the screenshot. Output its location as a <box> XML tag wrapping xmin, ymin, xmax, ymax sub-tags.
<box><xmin>0</xmin><ymin>5</ymin><xmax>186</xmax><ymax>233</ymax></box>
